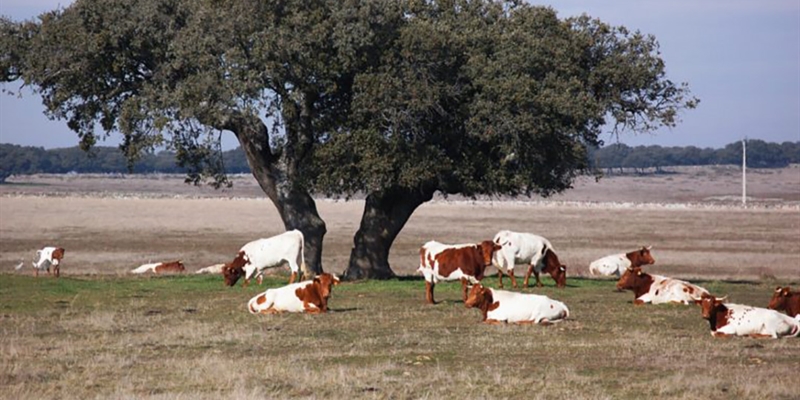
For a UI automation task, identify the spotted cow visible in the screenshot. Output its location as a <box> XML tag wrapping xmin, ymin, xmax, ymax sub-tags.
<box><xmin>616</xmin><ymin>267</ymin><xmax>708</xmax><ymax>305</ymax></box>
<box><xmin>491</xmin><ymin>230</ymin><xmax>566</xmax><ymax>289</ymax></box>
<box><xmin>131</xmin><ymin>260</ymin><xmax>186</xmax><ymax>274</ymax></box>
<box><xmin>465</xmin><ymin>283</ymin><xmax>569</xmax><ymax>325</ymax></box>
<box><xmin>589</xmin><ymin>246</ymin><xmax>655</xmax><ymax>278</ymax></box>
<box><xmin>417</xmin><ymin>240</ymin><xmax>502</xmax><ymax>304</ymax></box>
<box><xmin>248</xmin><ymin>273</ymin><xmax>340</xmax><ymax>314</ymax></box>
<box><xmin>700</xmin><ymin>293</ymin><xmax>800</xmax><ymax>338</ymax></box>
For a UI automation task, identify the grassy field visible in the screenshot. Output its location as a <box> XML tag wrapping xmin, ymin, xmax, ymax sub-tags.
<box><xmin>1</xmin><ymin>274</ymin><xmax>798</xmax><ymax>399</ymax></box>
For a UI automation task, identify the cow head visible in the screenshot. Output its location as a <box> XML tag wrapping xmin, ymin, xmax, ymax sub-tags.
<box><xmin>699</xmin><ymin>293</ymin><xmax>728</xmax><ymax>320</ymax></box>
<box><xmin>465</xmin><ymin>283</ymin><xmax>490</xmax><ymax>309</ymax></box>
<box><xmin>314</xmin><ymin>273</ymin><xmax>340</xmax><ymax>301</ymax></box>
<box><xmin>222</xmin><ymin>251</ymin><xmax>249</xmax><ymax>287</ymax></box>
<box><xmin>768</xmin><ymin>286</ymin><xmax>792</xmax><ymax>311</ymax></box>
<box><xmin>616</xmin><ymin>266</ymin><xmax>648</xmax><ymax>292</ymax></box>
<box><xmin>477</xmin><ymin>240</ymin><xmax>503</xmax><ymax>267</ymax></box>
<box><xmin>639</xmin><ymin>246</ymin><xmax>655</xmax><ymax>265</ymax></box>
<box><xmin>51</xmin><ymin>247</ymin><xmax>66</xmax><ymax>266</ymax></box>
<box><xmin>543</xmin><ymin>249</ymin><xmax>567</xmax><ymax>288</ymax></box>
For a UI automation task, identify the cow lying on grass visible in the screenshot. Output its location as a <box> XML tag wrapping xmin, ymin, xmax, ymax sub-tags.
<box><xmin>131</xmin><ymin>260</ymin><xmax>185</xmax><ymax>274</ymax></box>
<box><xmin>248</xmin><ymin>273</ymin><xmax>340</xmax><ymax>314</ymax></box>
<box><xmin>223</xmin><ymin>230</ymin><xmax>307</xmax><ymax>288</ymax></box>
<box><xmin>616</xmin><ymin>267</ymin><xmax>708</xmax><ymax>305</ymax></box>
<box><xmin>491</xmin><ymin>230</ymin><xmax>566</xmax><ymax>289</ymax></box>
<box><xmin>700</xmin><ymin>293</ymin><xmax>800</xmax><ymax>339</ymax></box>
<box><xmin>418</xmin><ymin>240</ymin><xmax>501</xmax><ymax>304</ymax></box>
<box><xmin>768</xmin><ymin>286</ymin><xmax>800</xmax><ymax>318</ymax></box>
<box><xmin>464</xmin><ymin>283</ymin><xmax>569</xmax><ymax>325</ymax></box>
<box><xmin>589</xmin><ymin>246</ymin><xmax>654</xmax><ymax>278</ymax></box>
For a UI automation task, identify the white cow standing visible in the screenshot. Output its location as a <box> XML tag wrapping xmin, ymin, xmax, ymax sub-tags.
<box><xmin>491</xmin><ymin>230</ymin><xmax>566</xmax><ymax>288</ymax></box>
<box><xmin>22</xmin><ymin>246</ymin><xmax>66</xmax><ymax>277</ymax></box>
<box><xmin>222</xmin><ymin>229</ymin><xmax>308</xmax><ymax>287</ymax></box>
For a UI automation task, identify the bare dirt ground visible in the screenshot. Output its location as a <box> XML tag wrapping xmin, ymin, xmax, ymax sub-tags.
<box><xmin>1</xmin><ymin>165</ymin><xmax>798</xmax><ymax>280</ymax></box>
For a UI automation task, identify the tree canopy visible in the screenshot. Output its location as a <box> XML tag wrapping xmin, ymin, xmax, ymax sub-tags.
<box><xmin>1</xmin><ymin>0</ymin><xmax>698</xmax><ymax>279</ymax></box>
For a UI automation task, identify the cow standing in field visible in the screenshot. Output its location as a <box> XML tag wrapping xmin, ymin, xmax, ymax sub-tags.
<box><xmin>465</xmin><ymin>283</ymin><xmax>569</xmax><ymax>325</ymax></box>
<box><xmin>589</xmin><ymin>246</ymin><xmax>655</xmax><ymax>278</ymax></box>
<box><xmin>492</xmin><ymin>230</ymin><xmax>566</xmax><ymax>288</ymax></box>
<box><xmin>700</xmin><ymin>293</ymin><xmax>800</xmax><ymax>338</ymax></box>
<box><xmin>248</xmin><ymin>273</ymin><xmax>340</xmax><ymax>314</ymax></box>
<box><xmin>20</xmin><ymin>246</ymin><xmax>66</xmax><ymax>277</ymax></box>
<box><xmin>768</xmin><ymin>286</ymin><xmax>800</xmax><ymax>318</ymax></box>
<box><xmin>222</xmin><ymin>230</ymin><xmax>307</xmax><ymax>288</ymax></box>
<box><xmin>616</xmin><ymin>267</ymin><xmax>709</xmax><ymax>305</ymax></box>
<box><xmin>417</xmin><ymin>240</ymin><xmax>502</xmax><ymax>304</ymax></box>
<box><xmin>131</xmin><ymin>260</ymin><xmax>185</xmax><ymax>274</ymax></box>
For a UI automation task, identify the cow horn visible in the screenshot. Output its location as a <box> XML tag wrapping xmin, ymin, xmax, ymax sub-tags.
<box><xmin>775</xmin><ymin>286</ymin><xmax>783</xmax><ymax>292</ymax></box>
<box><xmin>717</xmin><ymin>295</ymin><xmax>728</xmax><ymax>302</ymax></box>
<box><xmin>646</xmin><ymin>245</ymin><xmax>653</xmax><ymax>250</ymax></box>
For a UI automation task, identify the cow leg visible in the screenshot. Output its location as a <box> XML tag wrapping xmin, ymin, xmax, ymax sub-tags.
<box><xmin>496</xmin><ymin>269</ymin><xmax>504</xmax><ymax>288</ymax></box>
<box><xmin>461</xmin><ymin>278</ymin><xmax>469</xmax><ymax>303</ymax></box>
<box><xmin>34</xmin><ymin>268</ymin><xmax>39</xmax><ymax>278</ymax></box>
<box><xmin>54</xmin><ymin>265</ymin><xmax>60</xmax><ymax>278</ymax></box>
<box><xmin>712</xmin><ymin>331</ymin><xmax>731</xmax><ymax>338</ymax></box>
<box><xmin>243</xmin><ymin>279</ymin><xmax>250</xmax><ymax>289</ymax></box>
<box><xmin>257</xmin><ymin>274</ymin><xmax>263</xmax><ymax>285</ymax></box>
<box><xmin>483</xmin><ymin>319</ymin><xmax>503</xmax><ymax>325</ymax></box>
<box><xmin>534</xmin><ymin>270</ymin><xmax>543</xmax><ymax>287</ymax></box>
<box><xmin>509</xmin><ymin>269</ymin><xmax>518</xmax><ymax>289</ymax></box>
<box><xmin>425</xmin><ymin>281</ymin><xmax>435</xmax><ymax>304</ymax></box>
<box><xmin>289</xmin><ymin>271</ymin><xmax>298</xmax><ymax>284</ymax></box>
<box><xmin>524</xmin><ymin>265</ymin><xmax>534</xmax><ymax>287</ymax></box>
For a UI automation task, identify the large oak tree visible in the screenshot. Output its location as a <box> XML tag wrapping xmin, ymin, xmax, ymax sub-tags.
<box><xmin>1</xmin><ymin>0</ymin><xmax>697</xmax><ymax>279</ymax></box>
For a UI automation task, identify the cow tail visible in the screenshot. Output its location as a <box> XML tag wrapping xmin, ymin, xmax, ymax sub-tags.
<box><xmin>299</xmin><ymin>232</ymin><xmax>309</xmax><ymax>278</ymax></box>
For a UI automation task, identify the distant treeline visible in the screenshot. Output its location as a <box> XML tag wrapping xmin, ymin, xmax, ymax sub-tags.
<box><xmin>589</xmin><ymin>140</ymin><xmax>799</xmax><ymax>173</ymax></box>
<box><xmin>1</xmin><ymin>139</ymin><xmax>799</xmax><ymax>182</ymax></box>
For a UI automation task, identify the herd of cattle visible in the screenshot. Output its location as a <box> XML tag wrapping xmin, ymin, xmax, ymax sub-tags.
<box><xmin>18</xmin><ymin>229</ymin><xmax>800</xmax><ymax>338</ymax></box>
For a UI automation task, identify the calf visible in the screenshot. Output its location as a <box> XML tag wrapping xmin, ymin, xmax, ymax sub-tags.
<box><xmin>222</xmin><ymin>230</ymin><xmax>307</xmax><ymax>288</ymax></box>
<box><xmin>465</xmin><ymin>283</ymin><xmax>569</xmax><ymax>324</ymax></box>
<box><xmin>131</xmin><ymin>260</ymin><xmax>185</xmax><ymax>274</ymax></box>
<box><xmin>700</xmin><ymin>293</ymin><xmax>800</xmax><ymax>338</ymax></box>
<box><xmin>492</xmin><ymin>230</ymin><xmax>566</xmax><ymax>288</ymax></box>
<box><xmin>417</xmin><ymin>240</ymin><xmax>501</xmax><ymax>304</ymax></box>
<box><xmin>248</xmin><ymin>273</ymin><xmax>340</xmax><ymax>314</ymax></box>
<box><xmin>768</xmin><ymin>286</ymin><xmax>800</xmax><ymax>318</ymax></box>
<box><xmin>589</xmin><ymin>246</ymin><xmax>654</xmax><ymax>277</ymax></box>
<box><xmin>616</xmin><ymin>267</ymin><xmax>708</xmax><ymax>305</ymax></box>
<box><xmin>27</xmin><ymin>246</ymin><xmax>66</xmax><ymax>277</ymax></box>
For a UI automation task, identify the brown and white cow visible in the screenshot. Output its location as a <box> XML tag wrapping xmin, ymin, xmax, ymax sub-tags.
<box><xmin>700</xmin><ymin>293</ymin><xmax>800</xmax><ymax>338</ymax></box>
<box><xmin>465</xmin><ymin>283</ymin><xmax>569</xmax><ymax>325</ymax></box>
<box><xmin>248</xmin><ymin>273</ymin><xmax>340</xmax><ymax>314</ymax></box>
<box><xmin>417</xmin><ymin>240</ymin><xmax>502</xmax><ymax>304</ymax></box>
<box><xmin>491</xmin><ymin>230</ymin><xmax>567</xmax><ymax>289</ymax></box>
<box><xmin>23</xmin><ymin>246</ymin><xmax>66</xmax><ymax>277</ymax></box>
<box><xmin>223</xmin><ymin>230</ymin><xmax>307</xmax><ymax>288</ymax></box>
<box><xmin>589</xmin><ymin>246</ymin><xmax>655</xmax><ymax>277</ymax></box>
<box><xmin>768</xmin><ymin>286</ymin><xmax>800</xmax><ymax>318</ymax></box>
<box><xmin>131</xmin><ymin>260</ymin><xmax>185</xmax><ymax>274</ymax></box>
<box><xmin>616</xmin><ymin>267</ymin><xmax>708</xmax><ymax>305</ymax></box>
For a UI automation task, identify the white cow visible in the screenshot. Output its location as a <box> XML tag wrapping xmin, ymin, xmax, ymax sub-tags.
<box><xmin>589</xmin><ymin>246</ymin><xmax>655</xmax><ymax>277</ymax></box>
<box><xmin>222</xmin><ymin>230</ymin><xmax>307</xmax><ymax>287</ymax></box>
<box><xmin>616</xmin><ymin>267</ymin><xmax>709</xmax><ymax>305</ymax></box>
<box><xmin>26</xmin><ymin>246</ymin><xmax>66</xmax><ymax>277</ymax></box>
<box><xmin>465</xmin><ymin>283</ymin><xmax>569</xmax><ymax>324</ymax></box>
<box><xmin>700</xmin><ymin>294</ymin><xmax>800</xmax><ymax>339</ymax></box>
<box><xmin>247</xmin><ymin>273</ymin><xmax>340</xmax><ymax>314</ymax></box>
<box><xmin>491</xmin><ymin>230</ymin><xmax>566</xmax><ymax>288</ymax></box>
<box><xmin>195</xmin><ymin>264</ymin><xmax>226</xmax><ymax>274</ymax></box>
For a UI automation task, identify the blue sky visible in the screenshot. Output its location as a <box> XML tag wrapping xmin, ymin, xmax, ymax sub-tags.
<box><xmin>1</xmin><ymin>0</ymin><xmax>798</xmax><ymax>150</ymax></box>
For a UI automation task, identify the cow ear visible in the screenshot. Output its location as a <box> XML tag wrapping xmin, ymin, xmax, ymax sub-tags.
<box><xmin>783</xmin><ymin>288</ymin><xmax>791</xmax><ymax>297</ymax></box>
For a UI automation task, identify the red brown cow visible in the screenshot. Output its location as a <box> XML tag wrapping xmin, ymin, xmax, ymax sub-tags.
<box><xmin>417</xmin><ymin>240</ymin><xmax>502</xmax><ymax>304</ymax></box>
<box><xmin>248</xmin><ymin>273</ymin><xmax>340</xmax><ymax>314</ymax></box>
<box><xmin>768</xmin><ymin>286</ymin><xmax>800</xmax><ymax>318</ymax></box>
<box><xmin>131</xmin><ymin>260</ymin><xmax>185</xmax><ymax>274</ymax></box>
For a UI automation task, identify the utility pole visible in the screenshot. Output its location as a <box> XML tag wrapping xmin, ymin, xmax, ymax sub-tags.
<box><xmin>742</xmin><ymin>137</ymin><xmax>747</xmax><ymax>206</ymax></box>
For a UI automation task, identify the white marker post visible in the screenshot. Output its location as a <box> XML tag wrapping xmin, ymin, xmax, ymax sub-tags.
<box><xmin>742</xmin><ymin>137</ymin><xmax>746</xmax><ymax>206</ymax></box>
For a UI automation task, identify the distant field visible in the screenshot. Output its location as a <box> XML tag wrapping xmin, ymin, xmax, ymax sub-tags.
<box><xmin>0</xmin><ymin>168</ymin><xmax>799</xmax><ymax>399</ymax></box>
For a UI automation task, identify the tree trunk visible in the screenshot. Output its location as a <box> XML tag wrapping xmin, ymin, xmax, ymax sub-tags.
<box><xmin>343</xmin><ymin>185</ymin><xmax>435</xmax><ymax>280</ymax></box>
<box><xmin>228</xmin><ymin>113</ymin><xmax>327</xmax><ymax>275</ymax></box>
